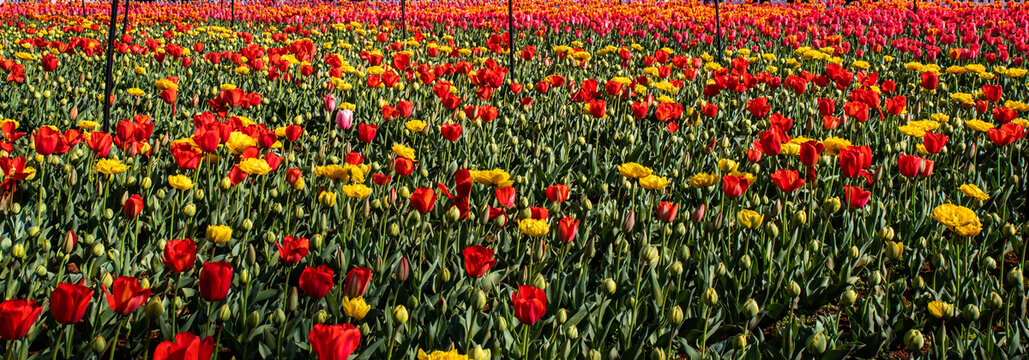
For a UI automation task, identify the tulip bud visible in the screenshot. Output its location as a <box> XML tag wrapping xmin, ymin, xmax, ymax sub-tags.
<box><xmin>62</xmin><ymin>230</ymin><xmax>77</xmax><ymax>254</ymax></box>
<box><xmin>667</xmin><ymin>305</ymin><xmax>684</xmax><ymax>324</ymax></box>
<box><xmin>1006</xmin><ymin>268</ymin><xmax>1023</xmax><ymax>286</ymax></box>
<box><xmin>841</xmin><ymin>289</ymin><xmax>857</xmax><ymax>306</ymax></box>
<box><xmin>806</xmin><ymin>332</ymin><xmax>827</xmax><ymax>354</ymax></box>
<box><xmin>497</xmin><ymin>316</ymin><xmax>508</xmax><ymax>331</ymax></box>
<box><xmin>246</xmin><ymin>311</ymin><xmax>262</xmax><ymax>328</ymax></box>
<box><xmin>620</xmin><ymin>210</ymin><xmax>635</xmax><ymax>233</ymax></box>
<box><xmin>272</xmin><ymin>309</ymin><xmax>286</xmax><ymax>325</ymax></box>
<box><xmin>641</xmin><ymin>245</ymin><xmax>659</xmax><ymax>264</ymax></box>
<box><xmin>739</xmin><ymin>254</ymin><xmax>752</xmax><ymax>270</ymax></box>
<box><xmin>533</xmin><ymin>273</ymin><xmax>547</xmax><ymax>290</ymax></box>
<box><xmin>982</xmin><ymin>256</ymin><xmax>997</xmax><ymax>270</ymax></box>
<box><xmin>472</xmin><ymin>290</ymin><xmax>487</xmax><ymax>311</ymax></box>
<box><xmin>741</xmin><ymin>299</ymin><xmax>760</xmax><ymax>317</ymax></box>
<box><xmin>792</xmin><ymin>210</ymin><xmax>807</xmax><ymax>224</ymax></box>
<box><xmin>91</xmin><ymin>336</ymin><xmax>107</xmax><ymax>354</ymax></box>
<box><xmin>602</xmin><ymin>278</ymin><xmax>617</xmax><ymax>295</ymax></box>
<box><xmin>288</xmin><ymin>287</ymin><xmax>299</xmax><ymax>311</ymax></box>
<box><xmin>392</xmin><ymin>305</ymin><xmax>409</xmax><ymax>324</ymax></box>
<box><xmin>471</xmin><ymin>345</ymin><xmax>490</xmax><ymax>360</ymax></box>
<box><xmin>588</xmin><ymin>349</ymin><xmax>601</xmax><ymax>360</ymax></box>
<box><xmin>787</xmin><ymin>281</ymin><xmax>802</xmax><ymax>297</ymax></box>
<box><xmin>702</xmin><ymin>288</ymin><xmax>719</xmax><ymax>306</ymax></box>
<box><xmin>145</xmin><ymin>298</ymin><xmax>165</xmax><ymax>320</ymax></box>
<box><xmin>650</xmin><ymin>348</ymin><xmax>666</xmax><ymax>360</ymax></box>
<box><xmin>669</xmin><ymin>262</ymin><xmax>683</xmax><ymax>277</ymax></box>
<box><xmin>691</xmin><ymin>204</ymin><xmax>705</xmax><ymax>222</ymax></box>
<box><xmin>394</xmin><ymin>257</ymin><xmax>410</xmax><ymax>281</ymax></box>
<box><xmin>904</xmin><ymin>329</ymin><xmax>924</xmax><ymax>350</ymax></box>
<box><xmin>885</xmin><ymin>241</ymin><xmax>903</xmax><ymax>260</ymax></box>
<box><xmin>733</xmin><ymin>334</ymin><xmax>748</xmax><ymax>349</ymax></box>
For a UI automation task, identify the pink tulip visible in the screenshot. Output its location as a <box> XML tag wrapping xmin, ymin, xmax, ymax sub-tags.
<box><xmin>323</xmin><ymin>94</ymin><xmax>337</xmax><ymax>112</ymax></box>
<box><xmin>336</xmin><ymin>109</ymin><xmax>353</xmax><ymax>130</ymax></box>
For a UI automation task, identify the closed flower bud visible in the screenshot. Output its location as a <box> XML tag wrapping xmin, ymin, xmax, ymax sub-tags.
<box><xmin>183</xmin><ymin>203</ymin><xmax>196</xmax><ymax>216</ymax></box>
<box><xmin>497</xmin><ymin>316</ymin><xmax>508</xmax><ymax>331</ymax></box>
<box><xmin>787</xmin><ymin>281</ymin><xmax>802</xmax><ymax>297</ymax></box>
<box><xmin>533</xmin><ymin>273</ymin><xmax>547</xmax><ymax>290</ymax></box>
<box><xmin>246</xmin><ymin>311</ymin><xmax>261</xmax><ymax>328</ymax></box>
<box><xmin>677</xmin><ymin>245</ymin><xmax>691</xmax><ymax>262</ymax></box>
<box><xmin>471</xmin><ymin>345</ymin><xmax>490</xmax><ymax>360</ymax></box>
<box><xmin>272</xmin><ymin>309</ymin><xmax>286</xmax><ymax>325</ymax></box>
<box><xmin>621</xmin><ymin>210</ymin><xmax>635</xmax><ymax>233</ymax></box>
<box><xmin>287</xmin><ymin>287</ymin><xmax>299</xmax><ymax>311</ymax></box>
<box><xmin>988</xmin><ymin>292</ymin><xmax>1003</xmax><ymax>309</ymax></box>
<box><xmin>394</xmin><ymin>257</ymin><xmax>410</xmax><ymax>281</ymax></box>
<box><xmin>904</xmin><ymin>329</ymin><xmax>924</xmax><ymax>350</ymax></box>
<box><xmin>472</xmin><ymin>290</ymin><xmax>487</xmax><ymax>311</ymax></box>
<box><xmin>806</xmin><ymin>332</ymin><xmax>827</xmax><ymax>354</ymax></box>
<box><xmin>982</xmin><ymin>256</ymin><xmax>997</xmax><ymax>270</ymax></box>
<box><xmin>741</xmin><ymin>299</ymin><xmax>760</xmax><ymax>317</ymax></box>
<box><xmin>602</xmin><ymin>278</ymin><xmax>617</xmax><ymax>294</ymax></box>
<box><xmin>669</xmin><ymin>262</ymin><xmax>683</xmax><ymax>277</ymax></box>
<box><xmin>650</xmin><ymin>348</ymin><xmax>666</xmax><ymax>360</ymax></box>
<box><xmin>885</xmin><ymin>241</ymin><xmax>903</xmax><ymax>260</ymax></box>
<box><xmin>393</xmin><ymin>305</ymin><xmax>409</xmax><ymax>324</ymax></box>
<box><xmin>962</xmin><ymin>304</ymin><xmax>980</xmax><ymax>321</ymax></box>
<box><xmin>218</xmin><ymin>305</ymin><xmax>232</xmax><ymax>322</ymax></box>
<box><xmin>733</xmin><ymin>334</ymin><xmax>748</xmax><ymax>349</ymax></box>
<box><xmin>642</xmin><ymin>246</ymin><xmax>659</xmax><ymax>264</ymax></box>
<box><xmin>668</xmin><ymin>305</ymin><xmax>684</xmax><ymax>324</ymax></box>
<box><xmin>841</xmin><ymin>289</ymin><xmax>857</xmax><ymax>306</ymax></box>
<box><xmin>91</xmin><ymin>336</ymin><xmax>107</xmax><ymax>354</ymax></box>
<box><xmin>145</xmin><ymin>298</ymin><xmax>164</xmax><ymax>320</ymax></box>
<box><xmin>588</xmin><ymin>349</ymin><xmax>601</xmax><ymax>360</ymax></box>
<box><xmin>792</xmin><ymin>210</ymin><xmax>807</xmax><ymax>224</ymax></box>
<box><xmin>848</xmin><ymin>246</ymin><xmax>860</xmax><ymax>260</ymax></box>
<box><xmin>702</xmin><ymin>288</ymin><xmax>719</xmax><ymax>306</ymax></box>
<box><xmin>1006</xmin><ymin>268</ymin><xmax>1023</xmax><ymax>286</ymax></box>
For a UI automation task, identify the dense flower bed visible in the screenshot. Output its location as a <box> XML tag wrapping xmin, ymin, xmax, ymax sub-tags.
<box><xmin>0</xmin><ymin>0</ymin><xmax>1027</xmax><ymax>359</ymax></box>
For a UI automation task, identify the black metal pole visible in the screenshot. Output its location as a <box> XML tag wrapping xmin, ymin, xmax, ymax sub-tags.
<box><xmin>121</xmin><ymin>0</ymin><xmax>130</xmax><ymax>37</ymax></box>
<box><xmin>715</xmin><ymin>0</ymin><xmax>722</xmax><ymax>62</ymax></box>
<box><xmin>81</xmin><ymin>0</ymin><xmax>86</xmax><ymax>17</ymax></box>
<box><xmin>913</xmin><ymin>0</ymin><xmax>917</xmax><ymax>13</ymax></box>
<box><xmin>508</xmin><ymin>0</ymin><xmax>515</xmax><ymax>81</ymax></box>
<box><xmin>102</xmin><ymin>0</ymin><xmax>121</xmax><ymax>133</ymax></box>
<box><xmin>401</xmin><ymin>0</ymin><xmax>407</xmax><ymax>40</ymax></box>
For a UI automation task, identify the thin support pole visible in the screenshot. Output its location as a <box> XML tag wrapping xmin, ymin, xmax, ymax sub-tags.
<box><xmin>508</xmin><ymin>0</ymin><xmax>515</xmax><ymax>82</ymax></box>
<box><xmin>715</xmin><ymin>0</ymin><xmax>722</xmax><ymax>62</ymax></box>
<box><xmin>102</xmin><ymin>0</ymin><xmax>121</xmax><ymax>133</ymax></box>
<box><xmin>121</xmin><ymin>0</ymin><xmax>130</xmax><ymax>37</ymax></box>
<box><xmin>401</xmin><ymin>0</ymin><xmax>407</xmax><ymax>40</ymax></box>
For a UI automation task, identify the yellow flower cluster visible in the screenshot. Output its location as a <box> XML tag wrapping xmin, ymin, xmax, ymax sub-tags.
<box><xmin>470</xmin><ymin>169</ymin><xmax>514</xmax><ymax>188</ymax></box>
<box><xmin>518</xmin><ymin>218</ymin><xmax>550</xmax><ymax>237</ymax></box>
<box><xmin>931</xmin><ymin>204</ymin><xmax>982</xmax><ymax>237</ymax></box>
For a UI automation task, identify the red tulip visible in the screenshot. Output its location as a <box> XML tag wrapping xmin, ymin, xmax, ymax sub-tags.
<box><xmin>276</xmin><ymin>236</ymin><xmax>310</xmax><ymax>264</ymax></box>
<box><xmin>920</xmin><ymin>71</ymin><xmax>938</xmax><ymax>90</ymax></box>
<box><xmin>838</xmin><ymin>146</ymin><xmax>872</xmax><ymax>178</ymax></box>
<box><xmin>558</xmin><ymin>217</ymin><xmax>579</xmax><ymax>243</ymax></box>
<box><xmin>0</xmin><ymin>299</ymin><xmax>42</xmax><ymax>340</ymax></box>
<box><xmin>495</xmin><ymin>186</ymin><xmax>516</xmax><ymax>208</ymax></box>
<box><xmin>344</xmin><ymin>267</ymin><xmax>372</xmax><ymax>298</ymax></box>
<box><xmin>86</xmin><ymin>132</ymin><xmax>114</xmax><ymax>157</ymax></box>
<box><xmin>286</xmin><ymin>168</ymin><xmax>303</xmax><ymax>185</ymax></box>
<box><xmin>656</xmin><ymin>201</ymin><xmax>679</xmax><ymax>222</ymax></box>
<box><xmin>299</xmin><ymin>265</ymin><xmax>335</xmax><ymax>299</ymax></box>
<box><xmin>511</xmin><ymin>285</ymin><xmax>547</xmax><ymax>325</ymax></box>
<box><xmin>721</xmin><ymin>175</ymin><xmax>750</xmax><ymax>198</ymax></box>
<box><xmin>844</xmin><ymin>185</ymin><xmax>871</xmax><ymax>208</ymax></box>
<box><xmin>799</xmin><ymin>140</ymin><xmax>824</xmax><ymax>167</ymax></box>
<box><xmin>462</xmin><ymin>245</ymin><xmax>497</xmax><ymax>278</ymax></box>
<box><xmin>545</xmin><ymin>184</ymin><xmax>569</xmax><ymax>203</ymax></box>
<box><xmin>393</xmin><ymin>157</ymin><xmax>416</xmax><ymax>176</ymax></box>
<box><xmin>919</xmin><ymin>159</ymin><xmax>935</xmax><ymax>178</ymax></box>
<box><xmin>163</xmin><ymin>238</ymin><xmax>197</xmax><ymax>273</ymax></box>
<box><xmin>922</xmin><ymin>132</ymin><xmax>948</xmax><ymax>154</ymax></box>
<box><xmin>529</xmin><ymin>207</ymin><xmax>549</xmax><ymax>220</ymax></box>
<box><xmin>897</xmin><ymin>154</ymin><xmax>924</xmax><ymax>178</ymax></box>
<box><xmin>747</xmin><ymin>97</ymin><xmax>771</xmax><ymax>119</ymax></box>
<box><xmin>396</xmin><ymin>100</ymin><xmax>414</xmax><ymax>118</ymax></box>
<box><xmin>284</xmin><ymin>125</ymin><xmax>304</xmax><ymax>142</ymax></box>
<box><xmin>409</xmin><ymin>187</ymin><xmax>436</xmax><ymax>213</ymax></box>
<box><xmin>982</xmin><ymin>84</ymin><xmax>1003</xmax><ymax>102</ymax></box>
<box><xmin>817</xmin><ymin>98</ymin><xmax>835</xmax><ymax>116</ymax></box>
<box><xmin>41</xmin><ymin>53</ymin><xmax>60</xmax><ymax>71</ymax></box>
<box><xmin>153</xmin><ymin>332</ymin><xmax>215</xmax><ymax>360</ymax></box>
<box><xmin>357</xmin><ymin>123</ymin><xmax>377</xmax><ymax>143</ymax></box>
<box><xmin>770</xmin><ymin>169</ymin><xmax>806</xmax><ymax>193</ymax></box>
<box><xmin>372</xmin><ymin>173</ymin><xmax>391</xmax><ymax>185</ymax></box>
<box><xmin>199</xmin><ymin>261</ymin><xmax>233</xmax><ymax>302</ymax></box>
<box><xmin>440</xmin><ymin>123</ymin><xmax>462</xmax><ymax>142</ymax></box>
<box><xmin>103</xmin><ymin>276</ymin><xmax>151</xmax><ymax>315</ymax></box>
<box><xmin>51</xmin><ymin>282</ymin><xmax>93</xmax><ymax>325</ymax></box>
<box><xmin>34</xmin><ymin>126</ymin><xmax>66</xmax><ymax>155</ymax></box>
<box><xmin>746</xmin><ymin>148</ymin><xmax>763</xmax><ymax>163</ymax></box>
<box><xmin>309</xmin><ymin>324</ymin><xmax>361</xmax><ymax>360</ymax></box>
<box><xmin>123</xmin><ymin>194</ymin><xmax>144</xmax><ymax>218</ymax></box>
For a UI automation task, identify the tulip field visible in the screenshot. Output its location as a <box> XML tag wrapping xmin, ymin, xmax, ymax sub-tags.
<box><xmin>1</xmin><ymin>0</ymin><xmax>1028</xmax><ymax>358</ymax></box>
